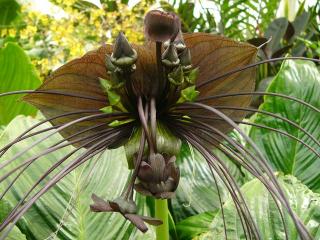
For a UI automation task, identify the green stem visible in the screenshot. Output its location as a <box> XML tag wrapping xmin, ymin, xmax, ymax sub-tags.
<box><xmin>155</xmin><ymin>199</ymin><xmax>169</xmax><ymax>240</ymax></box>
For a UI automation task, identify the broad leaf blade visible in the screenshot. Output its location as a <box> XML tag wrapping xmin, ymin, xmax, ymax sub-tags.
<box><xmin>0</xmin><ymin>43</ymin><xmax>41</xmax><ymax>125</ymax></box>
<box><xmin>249</xmin><ymin>60</ymin><xmax>320</xmax><ymax>192</ymax></box>
<box><xmin>197</xmin><ymin>175</ymin><xmax>320</xmax><ymax>240</ymax></box>
<box><xmin>175</xmin><ymin>211</ymin><xmax>216</xmax><ymax>240</ymax></box>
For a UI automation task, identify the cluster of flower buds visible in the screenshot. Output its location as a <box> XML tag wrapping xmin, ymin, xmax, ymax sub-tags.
<box><xmin>99</xmin><ymin>32</ymin><xmax>138</xmax><ymax>125</ymax></box>
<box><xmin>144</xmin><ymin>10</ymin><xmax>199</xmax><ymax>101</ymax></box>
<box><xmin>109</xmin><ymin>32</ymin><xmax>137</xmax><ymax>72</ymax></box>
<box><xmin>162</xmin><ymin>32</ymin><xmax>199</xmax><ymax>103</ymax></box>
<box><xmin>134</xmin><ymin>153</ymin><xmax>180</xmax><ymax>199</ymax></box>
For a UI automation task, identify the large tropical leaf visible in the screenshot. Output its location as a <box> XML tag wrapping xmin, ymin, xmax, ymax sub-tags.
<box><xmin>0</xmin><ymin>43</ymin><xmax>41</xmax><ymax>125</ymax></box>
<box><xmin>249</xmin><ymin>60</ymin><xmax>320</xmax><ymax>192</ymax></box>
<box><xmin>193</xmin><ymin>175</ymin><xmax>320</xmax><ymax>240</ymax></box>
<box><xmin>0</xmin><ymin>115</ymin><xmax>155</xmax><ymax>239</ymax></box>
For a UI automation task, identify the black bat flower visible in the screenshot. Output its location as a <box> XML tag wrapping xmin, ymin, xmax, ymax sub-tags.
<box><xmin>0</xmin><ymin>9</ymin><xmax>319</xmax><ymax>240</ymax></box>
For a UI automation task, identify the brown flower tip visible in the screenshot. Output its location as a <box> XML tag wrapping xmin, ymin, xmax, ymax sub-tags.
<box><xmin>144</xmin><ymin>10</ymin><xmax>181</xmax><ymax>42</ymax></box>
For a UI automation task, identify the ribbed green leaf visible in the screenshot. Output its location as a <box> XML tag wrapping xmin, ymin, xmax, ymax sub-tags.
<box><xmin>249</xmin><ymin>60</ymin><xmax>320</xmax><ymax>192</ymax></box>
<box><xmin>0</xmin><ymin>115</ymin><xmax>155</xmax><ymax>239</ymax></box>
<box><xmin>175</xmin><ymin>211</ymin><xmax>216</xmax><ymax>240</ymax></box>
<box><xmin>196</xmin><ymin>175</ymin><xmax>320</xmax><ymax>240</ymax></box>
<box><xmin>0</xmin><ymin>43</ymin><xmax>41</xmax><ymax>125</ymax></box>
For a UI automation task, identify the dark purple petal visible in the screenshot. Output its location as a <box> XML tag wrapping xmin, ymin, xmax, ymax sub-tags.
<box><xmin>137</xmin><ymin>162</ymin><xmax>154</xmax><ymax>182</ymax></box>
<box><xmin>134</xmin><ymin>183</ymin><xmax>153</xmax><ymax>197</ymax></box>
<box><xmin>155</xmin><ymin>191</ymin><xmax>175</xmax><ymax>199</ymax></box>
<box><xmin>90</xmin><ymin>194</ymin><xmax>114</xmax><ymax>212</ymax></box>
<box><xmin>139</xmin><ymin>216</ymin><xmax>163</xmax><ymax>226</ymax></box>
<box><xmin>124</xmin><ymin>214</ymin><xmax>148</xmax><ymax>233</ymax></box>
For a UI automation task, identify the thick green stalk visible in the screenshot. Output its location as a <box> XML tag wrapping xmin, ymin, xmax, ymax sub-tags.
<box><xmin>155</xmin><ymin>199</ymin><xmax>169</xmax><ymax>240</ymax></box>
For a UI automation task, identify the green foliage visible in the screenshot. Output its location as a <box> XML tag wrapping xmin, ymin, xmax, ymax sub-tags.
<box><xmin>160</xmin><ymin>0</ymin><xmax>216</xmax><ymax>33</ymax></box>
<box><xmin>0</xmin><ymin>42</ymin><xmax>40</xmax><ymax>125</ymax></box>
<box><xmin>204</xmin><ymin>175</ymin><xmax>320</xmax><ymax>240</ymax></box>
<box><xmin>175</xmin><ymin>211</ymin><xmax>216</xmax><ymax>240</ymax></box>
<box><xmin>249</xmin><ymin>60</ymin><xmax>320</xmax><ymax>192</ymax></box>
<box><xmin>0</xmin><ymin>0</ymin><xmax>20</xmax><ymax>27</ymax></box>
<box><xmin>0</xmin><ymin>115</ymin><xmax>155</xmax><ymax>240</ymax></box>
<box><xmin>0</xmin><ymin>200</ymin><xmax>27</xmax><ymax>240</ymax></box>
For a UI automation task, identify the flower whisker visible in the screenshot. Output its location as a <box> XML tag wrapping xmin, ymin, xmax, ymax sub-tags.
<box><xmin>197</xmin><ymin>56</ymin><xmax>320</xmax><ymax>88</ymax></box>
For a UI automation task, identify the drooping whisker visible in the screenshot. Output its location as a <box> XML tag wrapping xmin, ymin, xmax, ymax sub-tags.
<box><xmin>1</xmin><ymin>112</ymin><xmax>125</xmax><ymax>169</ymax></box>
<box><xmin>124</xmin><ymin>103</ymin><xmax>148</xmax><ymax>199</ymax></box>
<box><xmin>173</xmin><ymin>104</ymin><xmax>320</xmax><ymax>149</ymax></box>
<box><xmin>197</xmin><ymin>57</ymin><xmax>320</xmax><ymax>88</ymax></box>
<box><xmin>49</xmin><ymin>122</ymin><xmax>110</xmax><ymax>148</ymax></box>
<box><xmin>150</xmin><ymin>98</ymin><xmax>157</xmax><ymax>152</ymax></box>
<box><xmin>169</xmin><ymin>122</ymin><xmax>259</xmax><ymax>238</ymax></box>
<box><xmin>180</xmin><ymin>102</ymin><xmax>313</xmax><ymax>240</ymax></box>
<box><xmin>182</xmin><ymin>131</ymin><xmax>230</xmax><ymax>239</ymax></box>
<box><xmin>0</xmin><ymin>90</ymin><xmax>105</xmax><ymax>102</ymax></box>
<box><xmin>0</xmin><ymin>110</ymin><xmax>103</xmax><ymax>160</ymax></box>
<box><xmin>178</xmin><ymin>130</ymin><xmax>260</xmax><ymax>239</ymax></box>
<box><xmin>0</xmin><ymin>125</ymin><xmax>61</xmax><ymax>158</ymax></box>
<box><xmin>172</xmin><ymin>120</ymin><xmax>290</xmax><ymax>239</ymax></box>
<box><xmin>2</xmin><ymin>130</ymin><xmax>123</xmax><ymax>223</ymax></box>
<box><xmin>171</xmin><ymin>112</ymin><xmax>320</xmax><ymax>159</ymax></box>
<box><xmin>0</xmin><ymin>125</ymin><xmax>124</xmax><ymax>192</ymax></box>
<box><xmin>196</xmin><ymin>91</ymin><xmax>320</xmax><ymax>114</ymax></box>
<box><xmin>138</xmin><ymin>97</ymin><xmax>154</xmax><ymax>153</ymax></box>
<box><xmin>0</xmin><ymin>129</ymin><xmax>129</xmax><ymax>237</ymax></box>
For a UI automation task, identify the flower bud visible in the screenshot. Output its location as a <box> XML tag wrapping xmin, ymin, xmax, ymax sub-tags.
<box><xmin>162</xmin><ymin>43</ymin><xmax>180</xmax><ymax>67</ymax></box>
<box><xmin>105</xmin><ymin>54</ymin><xmax>116</xmax><ymax>72</ymax></box>
<box><xmin>134</xmin><ymin>153</ymin><xmax>180</xmax><ymax>199</ymax></box>
<box><xmin>173</xmin><ymin>31</ymin><xmax>186</xmax><ymax>52</ymax></box>
<box><xmin>179</xmin><ymin>48</ymin><xmax>192</xmax><ymax>70</ymax></box>
<box><xmin>111</xmin><ymin>32</ymin><xmax>137</xmax><ymax>67</ymax></box>
<box><xmin>144</xmin><ymin>10</ymin><xmax>181</xmax><ymax>42</ymax></box>
<box><xmin>112</xmin><ymin>197</ymin><xmax>137</xmax><ymax>214</ymax></box>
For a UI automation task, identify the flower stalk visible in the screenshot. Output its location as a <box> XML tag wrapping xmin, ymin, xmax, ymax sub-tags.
<box><xmin>155</xmin><ymin>199</ymin><xmax>169</xmax><ymax>240</ymax></box>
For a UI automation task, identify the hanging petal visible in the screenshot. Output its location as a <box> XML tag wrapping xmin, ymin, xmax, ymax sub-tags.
<box><xmin>139</xmin><ymin>216</ymin><xmax>163</xmax><ymax>226</ymax></box>
<box><xmin>90</xmin><ymin>194</ymin><xmax>114</xmax><ymax>212</ymax></box>
<box><xmin>124</xmin><ymin>214</ymin><xmax>148</xmax><ymax>233</ymax></box>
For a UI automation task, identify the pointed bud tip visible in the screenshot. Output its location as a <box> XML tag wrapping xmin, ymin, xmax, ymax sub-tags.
<box><xmin>162</xmin><ymin>43</ymin><xmax>180</xmax><ymax>67</ymax></box>
<box><xmin>111</xmin><ymin>32</ymin><xmax>137</xmax><ymax>67</ymax></box>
